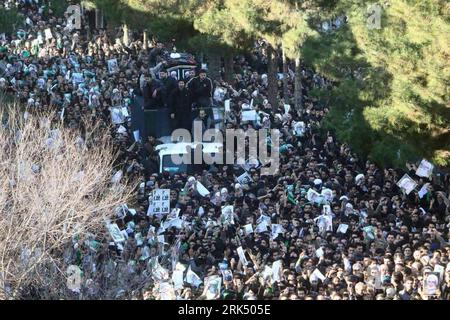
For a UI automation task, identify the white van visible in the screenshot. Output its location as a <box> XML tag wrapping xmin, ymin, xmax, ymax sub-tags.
<box><xmin>155</xmin><ymin>142</ymin><xmax>223</xmax><ymax>174</ymax></box>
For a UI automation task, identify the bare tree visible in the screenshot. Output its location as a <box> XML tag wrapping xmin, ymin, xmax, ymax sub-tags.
<box><xmin>0</xmin><ymin>98</ymin><xmax>133</xmax><ymax>299</ymax></box>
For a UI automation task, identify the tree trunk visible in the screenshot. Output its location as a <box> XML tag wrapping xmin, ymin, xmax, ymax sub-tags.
<box><xmin>143</xmin><ymin>29</ymin><xmax>148</xmax><ymax>50</ymax></box>
<box><xmin>267</xmin><ymin>45</ymin><xmax>278</xmax><ymax>110</ymax></box>
<box><xmin>122</xmin><ymin>23</ymin><xmax>129</xmax><ymax>46</ymax></box>
<box><xmin>224</xmin><ymin>51</ymin><xmax>234</xmax><ymax>83</ymax></box>
<box><xmin>282</xmin><ymin>45</ymin><xmax>289</xmax><ymax>105</ymax></box>
<box><xmin>207</xmin><ymin>52</ymin><xmax>221</xmax><ymax>82</ymax></box>
<box><xmin>294</xmin><ymin>55</ymin><xmax>302</xmax><ymax>111</ymax></box>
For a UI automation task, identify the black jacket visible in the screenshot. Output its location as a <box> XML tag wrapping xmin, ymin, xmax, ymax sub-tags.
<box><xmin>160</xmin><ymin>76</ymin><xmax>178</xmax><ymax>105</ymax></box>
<box><xmin>170</xmin><ymin>87</ymin><xmax>191</xmax><ymax>115</ymax></box>
<box><xmin>143</xmin><ymin>79</ymin><xmax>163</xmax><ymax>109</ymax></box>
<box><xmin>186</xmin><ymin>76</ymin><xmax>213</xmax><ymax>100</ymax></box>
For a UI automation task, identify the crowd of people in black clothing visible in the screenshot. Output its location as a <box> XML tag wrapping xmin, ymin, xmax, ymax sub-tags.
<box><xmin>1</xmin><ymin>0</ymin><xmax>450</xmax><ymax>300</ymax></box>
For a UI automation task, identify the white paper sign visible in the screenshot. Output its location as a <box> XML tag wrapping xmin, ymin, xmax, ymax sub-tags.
<box><xmin>397</xmin><ymin>174</ymin><xmax>418</xmax><ymax>195</ymax></box>
<box><xmin>255</xmin><ymin>221</ymin><xmax>269</xmax><ymax>233</ymax></box>
<box><xmin>434</xmin><ymin>264</ymin><xmax>445</xmax><ymax>281</ymax></box>
<box><xmin>195</xmin><ymin>181</ymin><xmax>210</xmax><ymax>197</ymax></box>
<box><xmin>236</xmin><ymin>171</ymin><xmax>253</xmax><ymax>185</ymax></box>
<box><xmin>311</xmin><ymin>268</ymin><xmax>326</xmax><ymax>282</ymax></box>
<box><xmin>204</xmin><ymin>275</ymin><xmax>222</xmax><ymax>300</ymax></box>
<box><xmin>416</xmin><ymin>159</ymin><xmax>434</xmax><ymax>178</ymax></box>
<box><xmin>133</xmin><ymin>130</ymin><xmax>140</xmax><ymax>142</ymax></box>
<box><xmin>147</xmin><ymin>189</ymin><xmax>171</xmax><ymax>216</ymax></box>
<box><xmin>271</xmin><ymin>224</ymin><xmax>285</xmax><ymax>240</ymax></box>
<box><xmin>315</xmin><ymin>247</ymin><xmax>324</xmax><ymax>258</ymax></box>
<box><xmin>110</xmin><ymin>107</ymin><xmax>126</xmax><ymax>124</ymax></box>
<box><xmin>163</xmin><ymin>217</ymin><xmax>183</xmax><ymax>230</ymax></box>
<box><xmin>243</xmin><ymin>224</ymin><xmax>254</xmax><ymax>235</ymax></box>
<box><xmin>221</xmin><ymin>205</ymin><xmax>234</xmax><ymax>225</ymax></box>
<box><xmin>306</xmin><ymin>188</ymin><xmax>321</xmax><ymax>203</ymax></box>
<box><xmin>337</xmin><ymin>224</ymin><xmax>349</xmax><ymax>234</ymax></box>
<box><xmin>418</xmin><ymin>183</ymin><xmax>430</xmax><ymax>199</ymax></box>
<box><xmin>111</xmin><ymin>170</ymin><xmax>123</xmax><ymax>184</ymax></box>
<box><xmin>315</xmin><ymin>214</ymin><xmax>333</xmax><ymax>232</ymax></box>
<box><xmin>272</xmin><ymin>260</ymin><xmax>282</xmax><ymax>283</ymax></box>
<box><xmin>159</xmin><ymin>282</ymin><xmax>176</xmax><ymax>300</ymax></box>
<box><xmin>237</xmin><ymin>246</ymin><xmax>249</xmax><ymax>266</ymax></box>
<box><xmin>107</xmin><ymin>223</ymin><xmax>125</xmax><ymax>243</ymax></box>
<box><xmin>321</xmin><ymin>188</ymin><xmax>333</xmax><ymax>202</ymax></box>
<box><xmin>224</xmin><ymin>99</ymin><xmax>231</xmax><ymax>112</ymax></box>
<box><xmin>44</xmin><ymin>28</ymin><xmax>53</xmax><ymax>40</ymax></box>
<box><xmin>241</xmin><ymin>110</ymin><xmax>257</xmax><ymax>122</ymax></box>
<box><xmin>172</xmin><ymin>270</ymin><xmax>184</xmax><ymax>290</ymax></box>
<box><xmin>107</xmin><ymin>58</ymin><xmax>119</xmax><ymax>74</ymax></box>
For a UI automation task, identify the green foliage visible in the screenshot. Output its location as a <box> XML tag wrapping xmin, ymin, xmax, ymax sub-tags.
<box><xmin>302</xmin><ymin>0</ymin><xmax>450</xmax><ymax>168</ymax></box>
<box><xmin>48</xmin><ymin>0</ymin><xmax>71</xmax><ymax>16</ymax></box>
<box><xmin>89</xmin><ymin>0</ymin><xmax>449</xmax><ymax>168</ymax></box>
<box><xmin>0</xmin><ymin>7</ymin><xmax>22</xmax><ymax>34</ymax></box>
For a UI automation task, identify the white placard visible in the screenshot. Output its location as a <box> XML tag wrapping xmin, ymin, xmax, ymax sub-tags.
<box><xmin>133</xmin><ymin>130</ymin><xmax>140</xmax><ymax>142</ymax></box>
<box><xmin>221</xmin><ymin>205</ymin><xmax>234</xmax><ymax>225</ymax></box>
<box><xmin>172</xmin><ymin>270</ymin><xmax>184</xmax><ymax>290</ymax></box>
<box><xmin>243</xmin><ymin>224</ymin><xmax>254</xmax><ymax>235</ymax></box>
<box><xmin>204</xmin><ymin>275</ymin><xmax>222</xmax><ymax>300</ymax></box>
<box><xmin>337</xmin><ymin>224</ymin><xmax>349</xmax><ymax>234</ymax></box>
<box><xmin>185</xmin><ymin>266</ymin><xmax>203</xmax><ymax>287</ymax></box>
<box><xmin>315</xmin><ymin>247</ymin><xmax>324</xmax><ymax>258</ymax></box>
<box><xmin>434</xmin><ymin>264</ymin><xmax>445</xmax><ymax>281</ymax></box>
<box><xmin>236</xmin><ymin>171</ymin><xmax>253</xmax><ymax>185</ymax></box>
<box><xmin>241</xmin><ymin>110</ymin><xmax>257</xmax><ymax>122</ymax></box>
<box><xmin>418</xmin><ymin>183</ymin><xmax>430</xmax><ymax>199</ymax></box>
<box><xmin>306</xmin><ymin>188</ymin><xmax>321</xmax><ymax>203</ymax></box>
<box><xmin>224</xmin><ymin>99</ymin><xmax>231</xmax><ymax>112</ymax></box>
<box><xmin>272</xmin><ymin>260</ymin><xmax>282</xmax><ymax>283</ymax></box>
<box><xmin>110</xmin><ymin>107</ymin><xmax>126</xmax><ymax>124</ymax></box>
<box><xmin>255</xmin><ymin>221</ymin><xmax>268</xmax><ymax>233</ymax></box>
<box><xmin>196</xmin><ymin>181</ymin><xmax>210</xmax><ymax>197</ymax></box>
<box><xmin>271</xmin><ymin>224</ymin><xmax>285</xmax><ymax>240</ymax></box>
<box><xmin>321</xmin><ymin>188</ymin><xmax>333</xmax><ymax>202</ymax></box>
<box><xmin>107</xmin><ymin>58</ymin><xmax>119</xmax><ymax>74</ymax></box>
<box><xmin>416</xmin><ymin>159</ymin><xmax>434</xmax><ymax>178</ymax></box>
<box><xmin>397</xmin><ymin>174</ymin><xmax>418</xmax><ymax>195</ymax></box>
<box><xmin>237</xmin><ymin>246</ymin><xmax>249</xmax><ymax>266</ymax></box>
<box><xmin>44</xmin><ymin>28</ymin><xmax>53</xmax><ymax>40</ymax></box>
<box><xmin>159</xmin><ymin>282</ymin><xmax>176</xmax><ymax>300</ymax></box>
<box><xmin>311</xmin><ymin>268</ymin><xmax>326</xmax><ymax>281</ymax></box>
<box><xmin>147</xmin><ymin>189</ymin><xmax>171</xmax><ymax>216</ymax></box>
<box><xmin>107</xmin><ymin>223</ymin><xmax>125</xmax><ymax>243</ymax></box>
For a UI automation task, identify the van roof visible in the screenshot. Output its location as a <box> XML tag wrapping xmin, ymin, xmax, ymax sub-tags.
<box><xmin>156</xmin><ymin>142</ymin><xmax>223</xmax><ymax>157</ymax></box>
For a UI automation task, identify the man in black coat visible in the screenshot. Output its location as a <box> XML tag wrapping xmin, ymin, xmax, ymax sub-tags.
<box><xmin>170</xmin><ymin>80</ymin><xmax>192</xmax><ymax>132</ymax></box>
<box><xmin>159</xmin><ymin>69</ymin><xmax>177</xmax><ymax>108</ymax></box>
<box><xmin>186</xmin><ymin>69</ymin><xmax>213</xmax><ymax>109</ymax></box>
<box><xmin>142</xmin><ymin>76</ymin><xmax>163</xmax><ymax>109</ymax></box>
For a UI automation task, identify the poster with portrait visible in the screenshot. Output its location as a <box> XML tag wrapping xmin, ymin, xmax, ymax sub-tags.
<box><xmin>423</xmin><ymin>271</ymin><xmax>440</xmax><ymax>297</ymax></box>
<box><xmin>147</xmin><ymin>189</ymin><xmax>170</xmax><ymax>216</ymax></box>
<box><xmin>204</xmin><ymin>275</ymin><xmax>222</xmax><ymax>300</ymax></box>
<box><xmin>107</xmin><ymin>58</ymin><xmax>119</xmax><ymax>74</ymax></box>
<box><xmin>397</xmin><ymin>174</ymin><xmax>417</xmax><ymax>195</ymax></box>
<box><xmin>416</xmin><ymin>159</ymin><xmax>434</xmax><ymax>178</ymax></box>
<box><xmin>236</xmin><ymin>171</ymin><xmax>253</xmax><ymax>185</ymax></box>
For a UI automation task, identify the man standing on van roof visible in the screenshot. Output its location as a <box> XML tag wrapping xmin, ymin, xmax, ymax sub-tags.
<box><xmin>186</xmin><ymin>69</ymin><xmax>213</xmax><ymax>109</ymax></box>
<box><xmin>170</xmin><ymin>79</ymin><xmax>192</xmax><ymax>132</ymax></box>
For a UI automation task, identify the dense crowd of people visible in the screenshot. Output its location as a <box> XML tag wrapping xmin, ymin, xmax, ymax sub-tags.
<box><xmin>1</xmin><ymin>0</ymin><xmax>450</xmax><ymax>300</ymax></box>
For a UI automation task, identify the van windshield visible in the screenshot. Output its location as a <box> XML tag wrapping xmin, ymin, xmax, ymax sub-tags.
<box><xmin>162</xmin><ymin>155</ymin><xmax>189</xmax><ymax>174</ymax></box>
